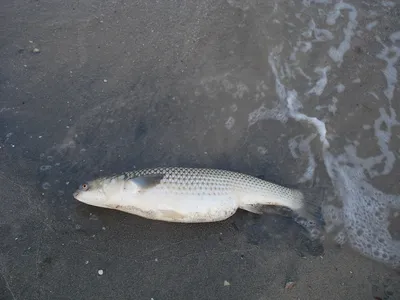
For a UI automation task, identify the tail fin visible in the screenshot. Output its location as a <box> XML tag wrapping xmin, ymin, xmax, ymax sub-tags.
<box><xmin>291</xmin><ymin>188</ymin><xmax>325</xmax><ymax>241</ymax></box>
<box><xmin>239</xmin><ymin>186</ymin><xmax>324</xmax><ymax>241</ymax></box>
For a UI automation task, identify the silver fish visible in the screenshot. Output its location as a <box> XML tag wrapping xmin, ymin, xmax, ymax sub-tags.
<box><xmin>73</xmin><ymin>167</ymin><xmax>312</xmax><ymax>223</ymax></box>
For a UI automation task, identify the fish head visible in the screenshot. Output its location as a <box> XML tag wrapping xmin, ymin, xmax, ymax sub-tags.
<box><xmin>74</xmin><ymin>174</ymin><xmax>144</xmax><ymax>209</ymax></box>
<box><xmin>73</xmin><ymin>177</ymin><xmax>119</xmax><ymax>208</ymax></box>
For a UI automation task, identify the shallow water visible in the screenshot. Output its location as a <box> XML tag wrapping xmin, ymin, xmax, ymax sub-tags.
<box><xmin>249</xmin><ymin>0</ymin><xmax>400</xmax><ymax>269</ymax></box>
<box><xmin>1</xmin><ymin>0</ymin><xmax>400</xmax><ymax>299</ymax></box>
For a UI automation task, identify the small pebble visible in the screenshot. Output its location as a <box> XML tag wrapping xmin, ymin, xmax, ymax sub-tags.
<box><xmin>41</xmin><ymin>182</ymin><xmax>51</xmax><ymax>190</ymax></box>
<box><xmin>98</xmin><ymin>269</ymin><xmax>104</xmax><ymax>275</ymax></box>
<box><xmin>103</xmin><ymin>79</ymin><xmax>108</xmax><ymax>83</ymax></box>
<box><xmin>32</xmin><ymin>48</ymin><xmax>40</xmax><ymax>53</ymax></box>
<box><xmin>39</xmin><ymin>165</ymin><xmax>52</xmax><ymax>171</ymax></box>
<box><xmin>224</xmin><ymin>280</ymin><xmax>230</xmax><ymax>286</ymax></box>
<box><xmin>285</xmin><ymin>281</ymin><xmax>296</xmax><ymax>290</ymax></box>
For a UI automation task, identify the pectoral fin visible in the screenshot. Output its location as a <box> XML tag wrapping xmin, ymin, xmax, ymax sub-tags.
<box><xmin>129</xmin><ymin>174</ymin><xmax>165</xmax><ymax>191</ymax></box>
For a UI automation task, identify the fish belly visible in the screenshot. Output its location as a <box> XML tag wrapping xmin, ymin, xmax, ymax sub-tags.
<box><xmin>116</xmin><ymin>192</ymin><xmax>239</xmax><ymax>223</ymax></box>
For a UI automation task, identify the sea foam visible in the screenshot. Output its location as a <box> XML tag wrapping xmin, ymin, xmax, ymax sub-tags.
<box><xmin>251</xmin><ymin>1</ymin><xmax>400</xmax><ymax>267</ymax></box>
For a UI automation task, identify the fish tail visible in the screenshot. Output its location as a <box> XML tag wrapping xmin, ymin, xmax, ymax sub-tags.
<box><xmin>291</xmin><ymin>188</ymin><xmax>325</xmax><ymax>240</ymax></box>
<box><xmin>239</xmin><ymin>187</ymin><xmax>324</xmax><ymax>240</ymax></box>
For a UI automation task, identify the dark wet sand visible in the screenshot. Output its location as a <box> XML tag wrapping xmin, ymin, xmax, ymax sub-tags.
<box><xmin>1</xmin><ymin>1</ymin><xmax>399</xmax><ymax>299</ymax></box>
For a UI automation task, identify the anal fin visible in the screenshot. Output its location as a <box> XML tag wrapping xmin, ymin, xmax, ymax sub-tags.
<box><xmin>240</xmin><ymin>204</ymin><xmax>265</xmax><ymax>215</ymax></box>
<box><xmin>241</xmin><ymin>204</ymin><xmax>294</xmax><ymax>217</ymax></box>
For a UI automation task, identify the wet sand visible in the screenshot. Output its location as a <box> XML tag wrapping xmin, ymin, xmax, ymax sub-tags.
<box><xmin>1</xmin><ymin>1</ymin><xmax>400</xmax><ymax>299</ymax></box>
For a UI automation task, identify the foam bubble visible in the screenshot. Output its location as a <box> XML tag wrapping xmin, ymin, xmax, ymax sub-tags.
<box><xmin>326</xmin><ymin>3</ymin><xmax>358</xmax><ymax>66</ymax></box>
<box><xmin>225</xmin><ymin>117</ymin><xmax>235</xmax><ymax>130</ymax></box>
<box><xmin>264</xmin><ymin>37</ymin><xmax>400</xmax><ymax>267</ymax></box>
<box><xmin>362</xmin><ymin>124</ymin><xmax>371</xmax><ymax>130</ymax></box>
<box><xmin>334</xmin><ymin>231</ymin><xmax>347</xmax><ymax>245</ymax></box>
<box><xmin>368</xmin><ymin>91</ymin><xmax>379</xmax><ymax>100</ymax></box>
<box><xmin>322</xmin><ymin>204</ymin><xmax>344</xmax><ymax>231</ymax></box>
<box><xmin>308</xmin><ymin>19</ymin><xmax>334</xmax><ymax>42</ymax></box>
<box><xmin>302</xmin><ymin>0</ymin><xmax>334</xmax><ymax>7</ymax></box>
<box><xmin>372</xmin><ymin>107</ymin><xmax>398</xmax><ymax>176</ymax></box>
<box><xmin>244</xmin><ymin>1</ymin><xmax>400</xmax><ymax>268</ymax></box>
<box><xmin>286</xmin><ymin>90</ymin><xmax>330</xmax><ymax>150</ymax></box>
<box><xmin>328</xmin><ymin>97</ymin><xmax>338</xmax><ymax>114</ymax></box>
<box><xmin>39</xmin><ymin>165</ymin><xmax>52</xmax><ymax>172</ymax></box>
<box><xmin>41</xmin><ymin>182</ymin><xmax>51</xmax><ymax>190</ymax></box>
<box><xmin>257</xmin><ymin>146</ymin><xmax>268</xmax><ymax>155</ymax></box>
<box><xmin>226</xmin><ymin>0</ymin><xmax>250</xmax><ymax>11</ymax></box>
<box><xmin>290</xmin><ymin>41</ymin><xmax>312</xmax><ymax>61</ymax></box>
<box><xmin>288</xmin><ymin>134</ymin><xmax>317</xmax><ymax>183</ymax></box>
<box><xmin>376</xmin><ymin>34</ymin><xmax>400</xmax><ymax>103</ymax></box>
<box><xmin>382</xmin><ymin>1</ymin><xmax>395</xmax><ymax>8</ymax></box>
<box><xmin>323</xmin><ymin>154</ymin><xmax>400</xmax><ymax>268</ymax></box>
<box><xmin>294</xmin><ymin>215</ymin><xmax>323</xmax><ymax>241</ymax></box>
<box><xmin>366</xmin><ymin>20</ymin><xmax>378</xmax><ymax>31</ymax></box>
<box><xmin>248</xmin><ymin>103</ymin><xmax>288</xmax><ymax>126</ymax></box>
<box><xmin>305</xmin><ymin>66</ymin><xmax>331</xmax><ymax>96</ymax></box>
<box><xmin>336</xmin><ymin>83</ymin><xmax>345</xmax><ymax>93</ymax></box>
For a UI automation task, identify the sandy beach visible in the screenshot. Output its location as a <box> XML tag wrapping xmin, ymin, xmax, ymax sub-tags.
<box><xmin>1</xmin><ymin>1</ymin><xmax>399</xmax><ymax>299</ymax></box>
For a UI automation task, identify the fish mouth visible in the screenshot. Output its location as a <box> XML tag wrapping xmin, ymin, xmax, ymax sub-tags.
<box><xmin>73</xmin><ymin>191</ymin><xmax>80</xmax><ymax>199</ymax></box>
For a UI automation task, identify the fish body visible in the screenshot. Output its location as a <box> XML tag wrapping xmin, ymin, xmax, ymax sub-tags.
<box><xmin>73</xmin><ymin>167</ymin><xmax>307</xmax><ymax>223</ymax></box>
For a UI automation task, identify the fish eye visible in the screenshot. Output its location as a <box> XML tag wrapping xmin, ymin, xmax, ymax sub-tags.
<box><xmin>80</xmin><ymin>183</ymin><xmax>89</xmax><ymax>191</ymax></box>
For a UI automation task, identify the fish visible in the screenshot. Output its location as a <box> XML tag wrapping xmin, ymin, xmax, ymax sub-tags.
<box><xmin>73</xmin><ymin>167</ymin><xmax>316</xmax><ymax>223</ymax></box>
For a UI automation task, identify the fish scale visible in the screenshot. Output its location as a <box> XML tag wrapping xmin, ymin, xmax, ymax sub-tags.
<box><xmin>123</xmin><ymin>167</ymin><xmax>294</xmax><ymax>198</ymax></box>
<box><xmin>126</xmin><ymin>168</ymin><xmax>233</xmax><ymax>196</ymax></box>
